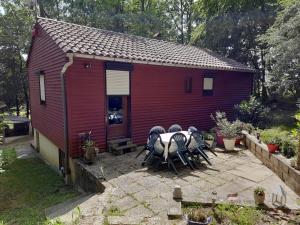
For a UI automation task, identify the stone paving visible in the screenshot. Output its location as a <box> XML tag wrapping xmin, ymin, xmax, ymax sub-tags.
<box><xmin>52</xmin><ymin>148</ymin><xmax>300</xmax><ymax>225</ymax></box>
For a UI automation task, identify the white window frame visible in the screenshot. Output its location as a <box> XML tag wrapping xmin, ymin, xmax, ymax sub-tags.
<box><xmin>203</xmin><ymin>76</ymin><xmax>214</xmax><ymax>96</ymax></box>
<box><xmin>39</xmin><ymin>73</ymin><xmax>46</xmax><ymax>103</ymax></box>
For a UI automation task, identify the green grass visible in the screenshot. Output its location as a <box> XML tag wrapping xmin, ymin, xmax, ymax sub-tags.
<box><xmin>0</xmin><ymin>148</ymin><xmax>79</xmax><ymax>225</ymax></box>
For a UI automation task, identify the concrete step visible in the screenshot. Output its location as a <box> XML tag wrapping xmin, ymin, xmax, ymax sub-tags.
<box><xmin>111</xmin><ymin>143</ymin><xmax>137</xmax><ymax>155</ymax></box>
<box><xmin>108</xmin><ymin>138</ymin><xmax>131</xmax><ymax>145</ymax></box>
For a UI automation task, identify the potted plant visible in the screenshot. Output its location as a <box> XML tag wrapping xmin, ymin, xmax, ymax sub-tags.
<box><xmin>82</xmin><ymin>132</ymin><xmax>97</xmax><ymax>164</ymax></box>
<box><xmin>261</xmin><ymin>130</ymin><xmax>281</xmax><ymax>153</ymax></box>
<box><xmin>187</xmin><ymin>209</ymin><xmax>212</xmax><ymax>225</ymax></box>
<box><xmin>203</xmin><ymin>132</ymin><xmax>215</xmax><ymax>147</ymax></box>
<box><xmin>211</xmin><ymin>111</ymin><xmax>239</xmax><ymax>151</ymax></box>
<box><xmin>254</xmin><ymin>187</ymin><xmax>265</xmax><ymax>205</ymax></box>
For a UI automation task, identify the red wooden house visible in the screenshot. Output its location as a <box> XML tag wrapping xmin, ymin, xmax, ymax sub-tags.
<box><xmin>27</xmin><ymin>17</ymin><xmax>255</xmax><ymax>182</ymax></box>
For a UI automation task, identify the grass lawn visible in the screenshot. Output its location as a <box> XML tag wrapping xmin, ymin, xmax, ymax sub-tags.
<box><xmin>0</xmin><ymin>148</ymin><xmax>79</xmax><ymax>225</ymax></box>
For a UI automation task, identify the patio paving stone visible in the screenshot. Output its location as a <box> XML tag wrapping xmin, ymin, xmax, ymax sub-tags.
<box><xmin>52</xmin><ymin>149</ymin><xmax>300</xmax><ymax>224</ymax></box>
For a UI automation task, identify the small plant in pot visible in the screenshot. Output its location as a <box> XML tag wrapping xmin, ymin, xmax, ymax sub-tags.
<box><xmin>82</xmin><ymin>132</ymin><xmax>96</xmax><ymax>164</ymax></box>
<box><xmin>254</xmin><ymin>186</ymin><xmax>265</xmax><ymax>205</ymax></box>
<box><xmin>187</xmin><ymin>209</ymin><xmax>212</xmax><ymax>225</ymax></box>
<box><xmin>211</xmin><ymin>111</ymin><xmax>239</xmax><ymax>151</ymax></box>
<box><xmin>261</xmin><ymin>130</ymin><xmax>281</xmax><ymax>153</ymax></box>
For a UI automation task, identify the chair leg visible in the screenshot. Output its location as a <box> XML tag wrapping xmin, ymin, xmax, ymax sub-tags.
<box><xmin>196</xmin><ymin>149</ymin><xmax>212</xmax><ymax>166</ymax></box>
<box><xmin>208</xmin><ymin>148</ymin><xmax>218</xmax><ymax>156</ymax></box>
<box><xmin>136</xmin><ymin>147</ymin><xmax>146</xmax><ymax>158</ymax></box>
<box><xmin>142</xmin><ymin>151</ymin><xmax>153</xmax><ymax>166</ymax></box>
<box><xmin>183</xmin><ymin>153</ymin><xmax>195</xmax><ymax>170</ymax></box>
<box><xmin>176</xmin><ymin>151</ymin><xmax>187</xmax><ymax>166</ymax></box>
<box><xmin>168</xmin><ymin>157</ymin><xmax>178</xmax><ymax>174</ymax></box>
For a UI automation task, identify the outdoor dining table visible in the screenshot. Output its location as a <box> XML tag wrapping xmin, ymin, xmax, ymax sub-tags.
<box><xmin>156</xmin><ymin>131</ymin><xmax>192</xmax><ymax>160</ymax></box>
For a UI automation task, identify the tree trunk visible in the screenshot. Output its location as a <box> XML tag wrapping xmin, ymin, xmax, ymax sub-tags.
<box><xmin>297</xmin><ymin>137</ymin><xmax>300</xmax><ymax>169</ymax></box>
<box><xmin>16</xmin><ymin>95</ymin><xmax>20</xmax><ymax>116</ymax></box>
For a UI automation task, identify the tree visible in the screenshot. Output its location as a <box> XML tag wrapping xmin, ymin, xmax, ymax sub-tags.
<box><xmin>260</xmin><ymin>0</ymin><xmax>300</xmax><ymax>98</ymax></box>
<box><xmin>166</xmin><ymin>0</ymin><xmax>195</xmax><ymax>44</ymax></box>
<box><xmin>191</xmin><ymin>0</ymin><xmax>280</xmax><ymax>99</ymax></box>
<box><xmin>0</xmin><ymin>0</ymin><xmax>34</xmax><ymax>117</ymax></box>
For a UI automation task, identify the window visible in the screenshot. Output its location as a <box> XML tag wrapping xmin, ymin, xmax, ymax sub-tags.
<box><xmin>203</xmin><ymin>77</ymin><xmax>214</xmax><ymax>96</ymax></box>
<box><xmin>108</xmin><ymin>96</ymin><xmax>123</xmax><ymax>125</ymax></box>
<box><xmin>184</xmin><ymin>77</ymin><xmax>192</xmax><ymax>93</ymax></box>
<box><xmin>39</xmin><ymin>72</ymin><xmax>46</xmax><ymax>104</ymax></box>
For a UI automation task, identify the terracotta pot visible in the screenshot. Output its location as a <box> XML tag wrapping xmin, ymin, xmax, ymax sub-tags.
<box><xmin>254</xmin><ymin>193</ymin><xmax>265</xmax><ymax>205</ymax></box>
<box><xmin>223</xmin><ymin>138</ymin><xmax>236</xmax><ymax>151</ymax></box>
<box><xmin>215</xmin><ymin>130</ymin><xmax>224</xmax><ymax>145</ymax></box>
<box><xmin>235</xmin><ymin>137</ymin><xmax>242</xmax><ymax>145</ymax></box>
<box><xmin>267</xmin><ymin>144</ymin><xmax>279</xmax><ymax>153</ymax></box>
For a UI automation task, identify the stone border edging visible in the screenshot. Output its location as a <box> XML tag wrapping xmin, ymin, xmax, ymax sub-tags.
<box><xmin>244</xmin><ymin>132</ymin><xmax>300</xmax><ymax>195</ymax></box>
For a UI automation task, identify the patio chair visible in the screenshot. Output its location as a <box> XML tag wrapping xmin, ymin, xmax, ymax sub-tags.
<box><xmin>168</xmin><ymin>124</ymin><xmax>182</xmax><ymax>132</ymax></box>
<box><xmin>136</xmin><ymin>131</ymin><xmax>165</xmax><ymax>166</ymax></box>
<box><xmin>187</xmin><ymin>131</ymin><xmax>212</xmax><ymax>166</ymax></box>
<box><xmin>167</xmin><ymin>133</ymin><xmax>195</xmax><ymax>173</ymax></box>
<box><xmin>188</xmin><ymin>126</ymin><xmax>198</xmax><ymax>133</ymax></box>
<box><xmin>149</xmin><ymin>126</ymin><xmax>166</xmax><ymax>134</ymax></box>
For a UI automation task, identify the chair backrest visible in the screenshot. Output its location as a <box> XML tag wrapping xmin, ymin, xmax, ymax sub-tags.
<box><xmin>147</xmin><ymin>131</ymin><xmax>164</xmax><ymax>150</ymax></box>
<box><xmin>168</xmin><ymin>124</ymin><xmax>182</xmax><ymax>132</ymax></box>
<box><xmin>187</xmin><ymin>130</ymin><xmax>204</xmax><ymax>149</ymax></box>
<box><xmin>168</xmin><ymin>132</ymin><xmax>187</xmax><ymax>151</ymax></box>
<box><xmin>149</xmin><ymin>126</ymin><xmax>166</xmax><ymax>134</ymax></box>
<box><xmin>188</xmin><ymin>126</ymin><xmax>198</xmax><ymax>133</ymax></box>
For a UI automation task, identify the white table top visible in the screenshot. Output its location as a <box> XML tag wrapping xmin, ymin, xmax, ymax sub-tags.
<box><xmin>160</xmin><ymin>131</ymin><xmax>190</xmax><ymax>143</ymax></box>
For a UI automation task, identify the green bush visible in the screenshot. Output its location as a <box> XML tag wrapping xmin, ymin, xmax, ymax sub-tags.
<box><xmin>234</xmin><ymin>96</ymin><xmax>270</xmax><ymax>128</ymax></box>
<box><xmin>260</xmin><ymin>129</ymin><xmax>282</xmax><ymax>145</ymax></box>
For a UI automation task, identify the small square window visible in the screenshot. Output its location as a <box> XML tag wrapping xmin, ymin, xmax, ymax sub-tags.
<box><xmin>203</xmin><ymin>77</ymin><xmax>214</xmax><ymax>96</ymax></box>
<box><xmin>185</xmin><ymin>77</ymin><xmax>192</xmax><ymax>93</ymax></box>
<box><xmin>39</xmin><ymin>72</ymin><xmax>46</xmax><ymax>104</ymax></box>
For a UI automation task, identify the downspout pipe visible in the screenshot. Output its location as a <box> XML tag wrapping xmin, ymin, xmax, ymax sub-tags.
<box><xmin>60</xmin><ymin>53</ymin><xmax>74</xmax><ymax>185</ymax></box>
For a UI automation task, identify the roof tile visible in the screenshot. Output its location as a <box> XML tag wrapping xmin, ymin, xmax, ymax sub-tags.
<box><xmin>37</xmin><ymin>17</ymin><xmax>255</xmax><ymax>72</ymax></box>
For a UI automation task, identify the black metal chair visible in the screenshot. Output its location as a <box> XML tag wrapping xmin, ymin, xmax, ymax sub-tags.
<box><xmin>167</xmin><ymin>133</ymin><xmax>194</xmax><ymax>173</ymax></box>
<box><xmin>149</xmin><ymin>126</ymin><xmax>166</xmax><ymax>134</ymax></box>
<box><xmin>136</xmin><ymin>131</ymin><xmax>165</xmax><ymax>166</ymax></box>
<box><xmin>187</xmin><ymin>131</ymin><xmax>212</xmax><ymax>166</ymax></box>
<box><xmin>188</xmin><ymin>126</ymin><xmax>198</xmax><ymax>133</ymax></box>
<box><xmin>168</xmin><ymin>124</ymin><xmax>182</xmax><ymax>132</ymax></box>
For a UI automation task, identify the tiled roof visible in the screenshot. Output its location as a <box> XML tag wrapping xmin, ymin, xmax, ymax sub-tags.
<box><xmin>37</xmin><ymin>17</ymin><xmax>255</xmax><ymax>72</ymax></box>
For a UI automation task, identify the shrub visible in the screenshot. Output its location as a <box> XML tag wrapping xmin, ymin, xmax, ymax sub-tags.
<box><xmin>280</xmin><ymin>137</ymin><xmax>296</xmax><ymax>158</ymax></box>
<box><xmin>234</xmin><ymin>96</ymin><xmax>270</xmax><ymax>127</ymax></box>
<box><xmin>211</xmin><ymin>111</ymin><xmax>240</xmax><ymax>138</ymax></box>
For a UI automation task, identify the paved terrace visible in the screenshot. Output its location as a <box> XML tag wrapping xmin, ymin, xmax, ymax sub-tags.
<box><xmin>49</xmin><ymin>148</ymin><xmax>300</xmax><ymax>225</ymax></box>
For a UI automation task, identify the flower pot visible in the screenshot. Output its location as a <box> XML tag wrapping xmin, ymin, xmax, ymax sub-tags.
<box><xmin>267</xmin><ymin>144</ymin><xmax>279</xmax><ymax>153</ymax></box>
<box><xmin>84</xmin><ymin>147</ymin><xmax>95</xmax><ymax>164</ymax></box>
<box><xmin>215</xmin><ymin>130</ymin><xmax>224</xmax><ymax>146</ymax></box>
<box><xmin>235</xmin><ymin>137</ymin><xmax>242</xmax><ymax>145</ymax></box>
<box><xmin>223</xmin><ymin>138</ymin><xmax>236</xmax><ymax>151</ymax></box>
<box><xmin>254</xmin><ymin>193</ymin><xmax>265</xmax><ymax>205</ymax></box>
<box><xmin>188</xmin><ymin>216</ymin><xmax>212</xmax><ymax>225</ymax></box>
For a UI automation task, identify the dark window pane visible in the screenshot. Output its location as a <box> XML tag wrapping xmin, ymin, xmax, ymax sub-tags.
<box><xmin>108</xmin><ymin>96</ymin><xmax>123</xmax><ymax>124</ymax></box>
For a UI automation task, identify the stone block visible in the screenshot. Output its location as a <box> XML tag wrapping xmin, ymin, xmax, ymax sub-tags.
<box><xmin>279</xmin><ymin>160</ymin><xmax>289</xmax><ymax>174</ymax></box>
<box><xmin>289</xmin><ymin>167</ymin><xmax>300</xmax><ymax>183</ymax></box>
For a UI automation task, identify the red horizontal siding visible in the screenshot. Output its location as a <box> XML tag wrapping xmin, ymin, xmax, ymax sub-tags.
<box><xmin>66</xmin><ymin>58</ymin><xmax>106</xmax><ymax>157</ymax></box>
<box><xmin>27</xmin><ymin>25</ymin><xmax>67</xmax><ymax>150</ymax></box>
<box><xmin>131</xmin><ymin>64</ymin><xmax>252</xmax><ymax>145</ymax></box>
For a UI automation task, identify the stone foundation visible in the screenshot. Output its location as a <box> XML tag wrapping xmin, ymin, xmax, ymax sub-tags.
<box><xmin>245</xmin><ymin>132</ymin><xmax>300</xmax><ymax>195</ymax></box>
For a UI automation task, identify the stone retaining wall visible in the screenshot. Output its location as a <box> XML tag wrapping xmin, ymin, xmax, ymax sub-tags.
<box><xmin>245</xmin><ymin>133</ymin><xmax>300</xmax><ymax>195</ymax></box>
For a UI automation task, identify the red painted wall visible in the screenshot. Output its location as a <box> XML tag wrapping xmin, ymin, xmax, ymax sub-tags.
<box><xmin>66</xmin><ymin>58</ymin><xmax>106</xmax><ymax>157</ymax></box>
<box><xmin>28</xmin><ymin>25</ymin><xmax>67</xmax><ymax>150</ymax></box>
<box><xmin>131</xmin><ymin>64</ymin><xmax>253</xmax><ymax>145</ymax></box>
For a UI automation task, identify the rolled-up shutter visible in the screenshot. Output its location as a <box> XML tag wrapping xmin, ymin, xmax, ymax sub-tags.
<box><xmin>106</xmin><ymin>70</ymin><xmax>130</xmax><ymax>95</ymax></box>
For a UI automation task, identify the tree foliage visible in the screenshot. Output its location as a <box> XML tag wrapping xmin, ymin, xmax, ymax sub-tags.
<box><xmin>260</xmin><ymin>0</ymin><xmax>300</xmax><ymax>98</ymax></box>
<box><xmin>0</xmin><ymin>0</ymin><xmax>299</xmax><ymax>116</ymax></box>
